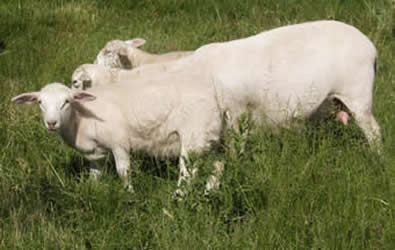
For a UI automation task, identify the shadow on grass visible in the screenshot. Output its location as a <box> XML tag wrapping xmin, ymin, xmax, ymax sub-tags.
<box><xmin>0</xmin><ymin>39</ymin><xmax>5</xmax><ymax>52</ymax></box>
<box><xmin>60</xmin><ymin>151</ymin><xmax>180</xmax><ymax>184</ymax></box>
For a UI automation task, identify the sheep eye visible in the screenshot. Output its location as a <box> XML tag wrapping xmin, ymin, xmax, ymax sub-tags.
<box><xmin>38</xmin><ymin>100</ymin><xmax>46</xmax><ymax>110</ymax></box>
<box><xmin>61</xmin><ymin>99</ymin><xmax>69</xmax><ymax>109</ymax></box>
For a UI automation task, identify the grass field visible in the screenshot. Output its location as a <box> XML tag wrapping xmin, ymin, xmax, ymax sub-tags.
<box><xmin>0</xmin><ymin>0</ymin><xmax>394</xmax><ymax>248</ymax></box>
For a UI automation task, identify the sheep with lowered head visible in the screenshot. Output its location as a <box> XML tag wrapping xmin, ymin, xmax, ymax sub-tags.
<box><xmin>90</xmin><ymin>20</ymin><xmax>382</xmax><ymax>150</ymax></box>
<box><xmin>71</xmin><ymin>38</ymin><xmax>192</xmax><ymax>90</ymax></box>
<box><xmin>71</xmin><ymin>62</ymin><xmax>173</xmax><ymax>90</ymax></box>
<box><xmin>94</xmin><ymin>38</ymin><xmax>193</xmax><ymax>69</ymax></box>
<box><xmin>71</xmin><ymin>64</ymin><xmax>133</xmax><ymax>90</ymax></box>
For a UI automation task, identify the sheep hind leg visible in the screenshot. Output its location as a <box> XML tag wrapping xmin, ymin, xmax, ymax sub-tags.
<box><xmin>334</xmin><ymin>96</ymin><xmax>382</xmax><ymax>153</ymax></box>
<box><xmin>353</xmin><ymin>110</ymin><xmax>382</xmax><ymax>153</ymax></box>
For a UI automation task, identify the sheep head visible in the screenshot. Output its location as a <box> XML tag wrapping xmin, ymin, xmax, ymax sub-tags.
<box><xmin>11</xmin><ymin>83</ymin><xmax>96</xmax><ymax>132</ymax></box>
<box><xmin>94</xmin><ymin>38</ymin><xmax>146</xmax><ymax>69</ymax></box>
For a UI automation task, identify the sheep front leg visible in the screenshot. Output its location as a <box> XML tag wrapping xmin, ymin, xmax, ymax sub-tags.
<box><xmin>225</xmin><ymin>111</ymin><xmax>249</xmax><ymax>156</ymax></box>
<box><xmin>173</xmin><ymin>145</ymin><xmax>197</xmax><ymax>200</ymax></box>
<box><xmin>89</xmin><ymin>161</ymin><xmax>102</xmax><ymax>180</ymax></box>
<box><xmin>204</xmin><ymin>161</ymin><xmax>225</xmax><ymax>196</ymax></box>
<box><xmin>112</xmin><ymin>147</ymin><xmax>133</xmax><ymax>192</ymax></box>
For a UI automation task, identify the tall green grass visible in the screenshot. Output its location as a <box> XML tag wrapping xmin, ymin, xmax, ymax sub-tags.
<box><xmin>0</xmin><ymin>0</ymin><xmax>393</xmax><ymax>248</ymax></box>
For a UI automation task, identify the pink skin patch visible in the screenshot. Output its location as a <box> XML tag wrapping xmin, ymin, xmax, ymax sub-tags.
<box><xmin>335</xmin><ymin>111</ymin><xmax>351</xmax><ymax>125</ymax></box>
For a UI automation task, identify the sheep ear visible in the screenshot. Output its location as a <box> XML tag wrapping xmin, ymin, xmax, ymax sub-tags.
<box><xmin>72</xmin><ymin>91</ymin><xmax>96</xmax><ymax>102</ymax></box>
<box><xmin>118</xmin><ymin>46</ymin><xmax>128</xmax><ymax>56</ymax></box>
<box><xmin>125</xmin><ymin>38</ymin><xmax>146</xmax><ymax>48</ymax></box>
<box><xmin>11</xmin><ymin>92</ymin><xmax>39</xmax><ymax>104</ymax></box>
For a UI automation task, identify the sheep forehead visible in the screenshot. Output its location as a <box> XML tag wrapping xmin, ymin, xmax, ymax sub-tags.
<box><xmin>71</xmin><ymin>74</ymin><xmax>86</xmax><ymax>84</ymax></box>
<box><xmin>40</xmin><ymin>83</ymin><xmax>71</xmax><ymax>105</ymax></box>
<box><xmin>75</xmin><ymin>64</ymin><xmax>92</xmax><ymax>71</ymax></box>
<box><xmin>96</xmin><ymin>53</ymin><xmax>122</xmax><ymax>68</ymax></box>
<box><xmin>72</xmin><ymin>67</ymin><xmax>90</xmax><ymax>80</ymax></box>
<box><xmin>41</xmin><ymin>82</ymin><xmax>70</xmax><ymax>92</ymax></box>
<box><xmin>72</xmin><ymin>68</ymin><xmax>83</xmax><ymax>80</ymax></box>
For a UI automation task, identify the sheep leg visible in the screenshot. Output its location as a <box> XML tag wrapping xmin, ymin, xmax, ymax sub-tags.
<box><xmin>353</xmin><ymin>110</ymin><xmax>382</xmax><ymax>152</ymax></box>
<box><xmin>225</xmin><ymin>111</ymin><xmax>248</xmax><ymax>155</ymax></box>
<box><xmin>173</xmin><ymin>145</ymin><xmax>198</xmax><ymax>200</ymax></box>
<box><xmin>112</xmin><ymin>147</ymin><xmax>133</xmax><ymax>192</ymax></box>
<box><xmin>334</xmin><ymin>96</ymin><xmax>382</xmax><ymax>153</ymax></box>
<box><xmin>88</xmin><ymin>161</ymin><xmax>103</xmax><ymax>180</ymax></box>
<box><xmin>204</xmin><ymin>161</ymin><xmax>225</xmax><ymax>196</ymax></box>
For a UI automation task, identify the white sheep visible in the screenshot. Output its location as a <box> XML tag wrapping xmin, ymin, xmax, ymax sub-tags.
<box><xmin>71</xmin><ymin>38</ymin><xmax>192</xmax><ymax>90</ymax></box>
<box><xmin>126</xmin><ymin>20</ymin><xmax>382</xmax><ymax>150</ymax></box>
<box><xmin>71</xmin><ymin>64</ymin><xmax>131</xmax><ymax>90</ymax></box>
<box><xmin>12</xmin><ymin>78</ymin><xmax>222</xmax><ymax>196</ymax></box>
<box><xmin>70</xmin><ymin>62</ymin><xmax>172</xmax><ymax>90</ymax></box>
<box><xmin>94</xmin><ymin>38</ymin><xmax>193</xmax><ymax>69</ymax></box>
<box><xmin>12</xmin><ymin>20</ymin><xmax>382</xmax><ymax>197</ymax></box>
<box><xmin>212</xmin><ymin>20</ymin><xmax>381</xmax><ymax>150</ymax></box>
<box><xmin>154</xmin><ymin>21</ymin><xmax>381</xmax><ymax>148</ymax></box>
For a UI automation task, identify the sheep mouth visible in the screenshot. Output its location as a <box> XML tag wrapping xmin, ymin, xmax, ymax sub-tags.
<box><xmin>46</xmin><ymin>127</ymin><xmax>59</xmax><ymax>133</ymax></box>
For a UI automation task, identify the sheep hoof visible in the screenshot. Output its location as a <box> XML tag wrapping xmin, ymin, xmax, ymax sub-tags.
<box><xmin>172</xmin><ymin>188</ymin><xmax>186</xmax><ymax>201</ymax></box>
<box><xmin>125</xmin><ymin>184</ymin><xmax>135</xmax><ymax>193</ymax></box>
<box><xmin>89</xmin><ymin>168</ymin><xmax>102</xmax><ymax>180</ymax></box>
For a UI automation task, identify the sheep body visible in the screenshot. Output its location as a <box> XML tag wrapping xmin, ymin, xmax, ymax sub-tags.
<box><xmin>119</xmin><ymin>20</ymin><xmax>381</xmax><ymax>148</ymax></box>
<box><xmin>12</xmin><ymin>74</ymin><xmax>221</xmax><ymax>192</ymax></box>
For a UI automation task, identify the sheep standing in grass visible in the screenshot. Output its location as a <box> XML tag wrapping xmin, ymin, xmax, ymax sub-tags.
<box><xmin>71</xmin><ymin>64</ymin><xmax>134</xmax><ymax>90</ymax></box>
<box><xmin>94</xmin><ymin>38</ymin><xmax>193</xmax><ymax>69</ymax></box>
<box><xmin>113</xmin><ymin>20</ymin><xmax>382</xmax><ymax>150</ymax></box>
<box><xmin>13</xmin><ymin>20</ymin><xmax>382</xmax><ymax>197</ymax></box>
<box><xmin>12</xmin><ymin>79</ymin><xmax>222</xmax><ymax>196</ymax></box>
<box><xmin>98</xmin><ymin>21</ymin><xmax>381</xmax><ymax>150</ymax></box>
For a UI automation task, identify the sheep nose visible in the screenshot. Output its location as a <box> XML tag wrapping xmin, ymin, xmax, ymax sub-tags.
<box><xmin>47</xmin><ymin>120</ymin><xmax>57</xmax><ymax>128</ymax></box>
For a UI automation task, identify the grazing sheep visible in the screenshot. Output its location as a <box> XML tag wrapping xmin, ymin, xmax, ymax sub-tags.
<box><xmin>109</xmin><ymin>20</ymin><xmax>382</xmax><ymax>150</ymax></box>
<box><xmin>71</xmin><ymin>64</ymin><xmax>131</xmax><ymax>90</ymax></box>
<box><xmin>94</xmin><ymin>38</ymin><xmax>193</xmax><ymax>69</ymax></box>
<box><xmin>71</xmin><ymin>62</ymin><xmax>172</xmax><ymax>90</ymax></box>
<box><xmin>71</xmin><ymin>38</ymin><xmax>192</xmax><ymax>90</ymax></box>
<box><xmin>12</xmin><ymin>20</ymin><xmax>382</xmax><ymax>197</ymax></box>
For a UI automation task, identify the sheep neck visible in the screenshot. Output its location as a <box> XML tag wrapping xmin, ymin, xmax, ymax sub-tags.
<box><xmin>59</xmin><ymin>107</ymin><xmax>80</xmax><ymax>148</ymax></box>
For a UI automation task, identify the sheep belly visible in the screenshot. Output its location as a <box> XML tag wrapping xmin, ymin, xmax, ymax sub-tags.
<box><xmin>129</xmin><ymin>129</ymin><xmax>181</xmax><ymax>158</ymax></box>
